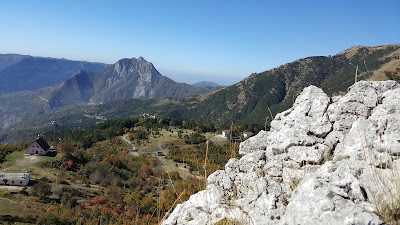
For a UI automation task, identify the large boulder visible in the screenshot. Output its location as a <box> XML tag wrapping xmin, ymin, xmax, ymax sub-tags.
<box><xmin>162</xmin><ymin>81</ymin><xmax>400</xmax><ymax>225</ymax></box>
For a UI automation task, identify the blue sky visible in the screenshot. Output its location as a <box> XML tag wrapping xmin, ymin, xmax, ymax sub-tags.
<box><xmin>1</xmin><ymin>1</ymin><xmax>399</xmax><ymax>85</ymax></box>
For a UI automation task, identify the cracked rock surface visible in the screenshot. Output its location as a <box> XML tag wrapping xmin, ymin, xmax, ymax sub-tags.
<box><xmin>162</xmin><ymin>81</ymin><xmax>400</xmax><ymax>225</ymax></box>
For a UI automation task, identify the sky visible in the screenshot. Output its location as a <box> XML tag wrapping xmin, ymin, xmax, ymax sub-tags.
<box><xmin>1</xmin><ymin>1</ymin><xmax>399</xmax><ymax>85</ymax></box>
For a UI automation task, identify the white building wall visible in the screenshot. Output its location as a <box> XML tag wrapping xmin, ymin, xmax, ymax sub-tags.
<box><xmin>26</xmin><ymin>143</ymin><xmax>46</xmax><ymax>155</ymax></box>
<box><xmin>0</xmin><ymin>173</ymin><xmax>30</xmax><ymax>186</ymax></box>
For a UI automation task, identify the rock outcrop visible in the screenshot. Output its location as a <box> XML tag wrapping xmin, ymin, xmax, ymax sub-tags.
<box><xmin>162</xmin><ymin>81</ymin><xmax>400</xmax><ymax>225</ymax></box>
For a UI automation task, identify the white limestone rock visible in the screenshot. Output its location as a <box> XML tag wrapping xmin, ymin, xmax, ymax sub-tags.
<box><xmin>239</xmin><ymin>130</ymin><xmax>268</xmax><ymax>155</ymax></box>
<box><xmin>266</xmin><ymin>86</ymin><xmax>332</xmax><ymax>155</ymax></box>
<box><xmin>281</xmin><ymin>161</ymin><xmax>381</xmax><ymax>225</ymax></box>
<box><xmin>162</xmin><ymin>81</ymin><xmax>400</xmax><ymax>225</ymax></box>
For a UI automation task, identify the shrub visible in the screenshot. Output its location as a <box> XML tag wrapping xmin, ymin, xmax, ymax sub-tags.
<box><xmin>31</xmin><ymin>180</ymin><xmax>52</xmax><ymax>200</ymax></box>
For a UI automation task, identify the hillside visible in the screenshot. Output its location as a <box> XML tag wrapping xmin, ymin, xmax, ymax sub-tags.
<box><xmin>0</xmin><ymin>54</ymin><xmax>107</xmax><ymax>94</ymax></box>
<box><xmin>163</xmin><ymin>80</ymin><xmax>400</xmax><ymax>225</ymax></box>
<box><xmin>172</xmin><ymin>44</ymin><xmax>400</xmax><ymax>128</ymax></box>
<box><xmin>0</xmin><ymin>116</ymin><xmax>235</xmax><ymax>224</ymax></box>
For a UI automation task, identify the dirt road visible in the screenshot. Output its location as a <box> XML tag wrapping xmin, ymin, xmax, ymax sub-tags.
<box><xmin>0</xmin><ymin>154</ymin><xmax>40</xmax><ymax>172</ymax></box>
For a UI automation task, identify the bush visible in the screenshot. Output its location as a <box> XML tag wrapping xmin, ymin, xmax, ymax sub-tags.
<box><xmin>184</xmin><ymin>132</ymin><xmax>206</xmax><ymax>144</ymax></box>
<box><xmin>32</xmin><ymin>180</ymin><xmax>52</xmax><ymax>199</ymax></box>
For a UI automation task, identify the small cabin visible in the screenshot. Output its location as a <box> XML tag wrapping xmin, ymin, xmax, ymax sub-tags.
<box><xmin>26</xmin><ymin>137</ymin><xmax>50</xmax><ymax>155</ymax></box>
<box><xmin>0</xmin><ymin>173</ymin><xmax>30</xmax><ymax>186</ymax></box>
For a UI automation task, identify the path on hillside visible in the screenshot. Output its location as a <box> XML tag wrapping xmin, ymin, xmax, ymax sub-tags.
<box><xmin>120</xmin><ymin>134</ymin><xmax>202</xmax><ymax>179</ymax></box>
<box><xmin>121</xmin><ymin>134</ymin><xmax>138</xmax><ymax>156</ymax></box>
<box><xmin>0</xmin><ymin>155</ymin><xmax>40</xmax><ymax>173</ymax></box>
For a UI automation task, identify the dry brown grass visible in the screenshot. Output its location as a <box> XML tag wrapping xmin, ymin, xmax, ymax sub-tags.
<box><xmin>369</xmin><ymin>59</ymin><xmax>400</xmax><ymax>81</ymax></box>
<box><xmin>358</xmin><ymin>114</ymin><xmax>400</xmax><ymax>224</ymax></box>
<box><xmin>213</xmin><ymin>218</ymin><xmax>244</xmax><ymax>225</ymax></box>
<box><xmin>365</xmin><ymin>168</ymin><xmax>400</xmax><ymax>225</ymax></box>
<box><xmin>0</xmin><ymin>197</ymin><xmax>25</xmax><ymax>216</ymax></box>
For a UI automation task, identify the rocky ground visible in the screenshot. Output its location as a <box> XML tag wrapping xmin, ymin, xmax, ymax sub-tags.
<box><xmin>162</xmin><ymin>81</ymin><xmax>400</xmax><ymax>225</ymax></box>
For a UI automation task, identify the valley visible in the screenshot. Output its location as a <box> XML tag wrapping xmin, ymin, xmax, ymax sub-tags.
<box><xmin>1</xmin><ymin>44</ymin><xmax>399</xmax><ymax>145</ymax></box>
<box><xmin>0</xmin><ymin>44</ymin><xmax>399</xmax><ymax>225</ymax></box>
<box><xmin>1</xmin><ymin>1</ymin><xmax>399</xmax><ymax>224</ymax></box>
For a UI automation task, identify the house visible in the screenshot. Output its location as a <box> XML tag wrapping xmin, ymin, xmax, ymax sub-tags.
<box><xmin>222</xmin><ymin>130</ymin><xmax>231</xmax><ymax>138</ymax></box>
<box><xmin>142</xmin><ymin>113</ymin><xmax>156</xmax><ymax>119</ymax></box>
<box><xmin>242</xmin><ymin>131</ymin><xmax>254</xmax><ymax>139</ymax></box>
<box><xmin>26</xmin><ymin>137</ymin><xmax>50</xmax><ymax>155</ymax></box>
<box><xmin>0</xmin><ymin>173</ymin><xmax>30</xmax><ymax>186</ymax></box>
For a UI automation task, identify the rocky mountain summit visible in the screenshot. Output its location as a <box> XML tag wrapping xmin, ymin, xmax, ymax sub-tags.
<box><xmin>47</xmin><ymin>57</ymin><xmax>215</xmax><ymax>108</ymax></box>
<box><xmin>163</xmin><ymin>80</ymin><xmax>400</xmax><ymax>225</ymax></box>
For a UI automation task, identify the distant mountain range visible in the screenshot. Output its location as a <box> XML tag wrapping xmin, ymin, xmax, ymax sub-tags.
<box><xmin>0</xmin><ymin>54</ymin><xmax>108</xmax><ymax>94</ymax></box>
<box><xmin>0</xmin><ymin>55</ymin><xmax>221</xmax><ymax>141</ymax></box>
<box><xmin>44</xmin><ymin>57</ymin><xmax>217</xmax><ymax>108</ymax></box>
<box><xmin>0</xmin><ymin>44</ymin><xmax>399</xmax><ymax>144</ymax></box>
<box><xmin>193</xmin><ymin>81</ymin><xmax>222</xmax><ymax>88</ymax></box>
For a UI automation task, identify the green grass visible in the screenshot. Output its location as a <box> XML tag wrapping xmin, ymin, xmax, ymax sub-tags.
<box><xmin>34</xmin><ymin>153</ymin><xmax>62</xmax><ymax>167</ymax></box>
<box><xmin>0</xmin><ymin>150</ymin><xmax>25</xmax><ymax>169</ymax></box>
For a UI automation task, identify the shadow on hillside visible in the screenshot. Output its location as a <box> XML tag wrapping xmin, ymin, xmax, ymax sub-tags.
<box><xmin>0</xmin><ymin>215</ymin><xmax>36</xmax><ymax>224</ymax></box>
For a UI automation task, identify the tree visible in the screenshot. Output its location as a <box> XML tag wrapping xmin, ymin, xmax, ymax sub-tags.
<box><xmin>58</xmin><ymin>140</ymin><xmax>75</xmax><ymax>156</ymax></box>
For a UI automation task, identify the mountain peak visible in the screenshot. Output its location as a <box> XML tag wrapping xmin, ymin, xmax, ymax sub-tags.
<box><xmin>112</xmin><ymin>56</ymin><xmax>154</xmax><ymax>78</ymax></box>
<box><xmin>47</xmin><ymin>56</ymin><xmax>215</xmax><ymax>107</ymax></box>
<box><xmin>137</xmin><ymin>56</ymin><xmax>146</xmax><ymax>61</ymax></box>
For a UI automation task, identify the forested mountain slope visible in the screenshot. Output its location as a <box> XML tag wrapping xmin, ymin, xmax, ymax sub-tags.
<box><xmin>173</xmin><ymin>44</ymin><xmax>400</xmax><ymax>128</ymax></box>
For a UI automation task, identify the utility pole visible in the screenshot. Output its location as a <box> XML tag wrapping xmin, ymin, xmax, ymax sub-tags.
<box><xmin>52</xmin><ymin>121</ymin><xmax>59</xmax><ymax>150</ymax></box>
<box><xmin>355</xmin><ymin>65</ymin><xmax>359</xmax><ymax>83</ymax></box>
<box><xmin>204</xmin><ymin>140</ymin><xmax>209</xmax><ymax>188</ymax></box>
